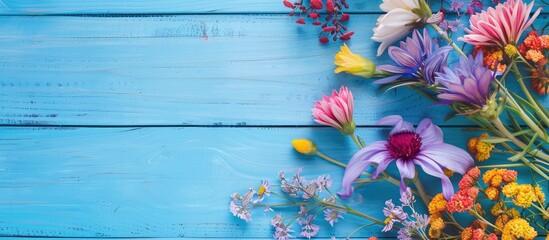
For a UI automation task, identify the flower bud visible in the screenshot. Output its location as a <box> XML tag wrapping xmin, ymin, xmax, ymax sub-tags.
<box><xmin>480</xmin><ymin>98</ymin><xmax>498</xmax><ymax>119</ymax></box>
<box><xmin>334</xmin><ymin>44</ymin><xmax>376</xmax><ymax>78</ymax></box>
<box><xmin>504</xmin><ymin>44</ymin><xmax>518</xmax><ymax>57</ymax></box>
<box><xmin>292</xmin><ymin>139</ymin><xmax>317</xmax><ymax>155</ymax></box>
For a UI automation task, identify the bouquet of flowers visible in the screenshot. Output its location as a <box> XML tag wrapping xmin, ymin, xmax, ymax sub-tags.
<box><xmin>230</xmin><ymin>0</ymin><xmax>549</xmax><ymax>239</ymax></box>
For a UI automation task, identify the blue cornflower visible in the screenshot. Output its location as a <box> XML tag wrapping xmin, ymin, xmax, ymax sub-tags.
<box><xmin>376</xmin><ymin>29</ymin><xmax>452</xmax><ymax>85</ymax></box>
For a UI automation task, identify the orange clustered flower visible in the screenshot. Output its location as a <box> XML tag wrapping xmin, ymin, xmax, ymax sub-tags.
<box><xmin>447</xmin><ymin>187</ymin><xmax>479</xmax><ymax>212</ymax></box>
<box><xmin>428</xmin><ymin>193</ymin><xmax>447</xmax><ymax>238</ymax></box>
<box><xmin>448</xmin><ymin>167</ymin><xmax>482</xmax><ymax>213</ymax></box>
<box><xmin>462</xmin><ymin>220</ymin><xmax>496</xmax><ymax>240</ymax></box>
<box><xmin>474</xmin><ymin>46</ymin><xmax>508</xmax><ymax>72</ymax></box>
<box><xmin>467</xmin><ymin>134</ymin><xmax>494</xmax><ymax>162</ymax></box>
<box><xmin>459</xmin><ymin>167</ymin><xmax>481</xmax><ymax>189</ymax></box>
<box><xmin>518</xmin><ymin>31</ymin><xmax>549</xmax><ymax>95</ymax></box>
<box><xmin>481</xmin><ymin>168</ymin><xmax>518</xmax><ymax>200</ymax></box>
<box><xmin>531</xmin><ymin>70</ymin><xmax>549</xmax><ymax>95</ymax></box>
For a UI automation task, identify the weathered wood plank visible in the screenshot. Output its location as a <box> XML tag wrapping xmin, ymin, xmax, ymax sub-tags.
<box><xmin>1</xmin><ymin>14</ymin><xmax>547</xmax><ymax>126</ymax></box>
<box><xmin>0</xmin><ymin>126</ymin><xmax>537</xmax><ymax>238</ymax></box>
<box><xmin>0</xmin><ymin>0</ymin><xmax>546</xmax><ymax>15</ymax></box>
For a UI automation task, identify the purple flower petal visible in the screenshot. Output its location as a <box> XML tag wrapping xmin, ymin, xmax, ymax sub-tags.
<box><xmin>338</xmin><ymin>143</ymin><xmax>389</xmax><ymax>199</ymax></box>
<box><xmin>396</xmin><ymin>159</ymin><xmax>415</xmax><ymax>192</ymax></box>
<box><xmin>416</xmin><ymin>118</ymin><xmax>443</xmax><ymax>145</ymax></box>
<box><xmin>371</xmin><ymin>153</ymin><xmax>395</xmax><ymax>179</ymax></box>
<box><xmin>376</xmin><ymin>115</ymin><xmax>414</xmax><ymax>135</ymax></box>
<box><xmin>414</xmin><ymin>156</ymin><xmax>455</xmax><ymax>199</ymax></box>
<box><xmin>419</xmin><ymin>144</ymin><xmax>474</xmax><ymax>174</ymax></box>
<box><xmin>374</xmin><ymin>74</ymin><xmax>403</xmax><ymax>85</ymax></box>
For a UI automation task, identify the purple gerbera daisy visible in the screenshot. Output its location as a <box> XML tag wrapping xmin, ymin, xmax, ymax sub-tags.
<box><xmin>337</xmin><ymin>115</ymin><xmax>474</xmax><ymax>200</ymax></box>
<box><xmin>375</xmin><ymin>29</ymin><xmax>453</xmax><ymax>85</ymax></box>
<box><xmin>435</xmin><ymin>52</ymin><xmax>496</xmax><ymax>112</ymax></box>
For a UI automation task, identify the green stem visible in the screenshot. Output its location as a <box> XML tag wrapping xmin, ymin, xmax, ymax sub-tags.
<box><xmin>346</xmin><ymin>223</ymin><xmax>377</xmax><ymax>239</ymax></box>
<box><xmin>316</xmin><ymin>151</ymin><xmax>348</xmax><ymax>169</ymax></box>
<box><xmin>492</xmin><ymin>117</ymin><xmax>549</xmax><ymax>163</ymax></box>
<box><xmin>414</xmin><ymin>177</ymin><xmax>432</xmax><ymax>207</ymax></box>
<box><xmin>469</xmin><ymin>209</ymin><xmax>501</xmax><ymax>231</ymax></box>
<box><xmin>350</xmin><ymin>134</ymin><xmax>363</xmax><ymax>148</ymax></box>
<box><xmin>477</xmin><ymin>163</ymin><xmax>526</xmax><ymax>168</ymax></box>
<box><xmin>322</xmin><ymin>202</ymin><xmax>386</xmax><ymax>226</ymax></box>
<box><xmin>429</xmin><ymin>23</ymin><xmax>465</xmax><ymax>56</ymax></box>
<box><xmin>511</xmin><ymin>63</ymin><xmax>549</xmax><ymax>130</ymax></box>
<box><xmin>530</xmin><ymin>203</ymin><xmax>549</xmax><ymax>219</ymax></box>
<box><xmin>494</xmin><ymin>79</ymin><xmax>547</xmax><ymax>141</ymax></box>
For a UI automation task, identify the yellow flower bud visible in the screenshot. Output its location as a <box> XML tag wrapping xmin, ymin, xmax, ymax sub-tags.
<box><xmin>291</xmin><ymin>139</ymin><xmax>317</xmax><ymax>155</ymax></box>
<box><xmin>504</xmin><ymin>44</ymin><xmax>518</xmax><ymax>57</ymax></box>
<box><xmin>334</xmin><ymin>44</ymin><xmax>376</xmax><ymax>78</ymax></box>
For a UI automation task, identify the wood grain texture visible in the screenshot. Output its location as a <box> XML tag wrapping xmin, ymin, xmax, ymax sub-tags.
<box><xmin>0</xmin><ymin>14</ymin><xmax>547</xmax><ymax>126</ymax></box>
<box><xmin>1</xmin><ymin>126</ymin><xmax>531</xmax><ymax>238</ymax></box>
<box><xmin>0</xmin><ymin>0</ymin><xmax>546</xmax><ymax>15</ymax></box>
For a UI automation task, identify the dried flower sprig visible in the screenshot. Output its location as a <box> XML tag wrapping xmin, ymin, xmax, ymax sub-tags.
<box><xmin>282</xmin><ymin>0</ymin><xmax>353</xmax><ymax>43</ymax></box>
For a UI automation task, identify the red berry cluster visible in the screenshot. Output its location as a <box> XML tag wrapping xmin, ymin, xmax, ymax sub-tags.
<box><xmin>282</xmin><ymin>0</ymin><xmax>354</xmax><ymax>43</ymax></box>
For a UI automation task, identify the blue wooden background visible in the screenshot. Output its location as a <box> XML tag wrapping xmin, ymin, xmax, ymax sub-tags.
<box><xmin>0</xmin><ymin>0</ymin><xmax>547</xmax><ymax>239</ymax></box>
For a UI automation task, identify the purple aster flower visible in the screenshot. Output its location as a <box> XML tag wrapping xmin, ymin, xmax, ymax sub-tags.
<box><xmin>397</xmin><ymin>226</ymin><xmax>414</xmax><ymax>240</ymax></box>
<box><xmin>435</xmin><ymin>53</ymin><xmax>496</xmax><ymax>112</ymax></box>
<box><xmin>382</xmin><ymin>199</ymin><xmax>407</xmax><ymax>232</ymax></box>
<box><xmin>324</xmin><ymin>208</ymin><xmax>345</xmax><ymax>226</ymax></box>
<box><xmin>450</xmin><ymin>0</ymin><xmax>464</xmax><ymax>12</ymax></box>
<box><xmin>439</xmin><ymin>20</ymin><xmax>463</xmax><ymax>32</ymax></box>
<box><xmin>375</xmin><ymin>29</ymin><xmax>452</xmax><ymax>85</ymax></box>
<box><xmin>274</xmin><ymin>226</ymin><xmax>293</xmax><ymax>240</ymax></box>
<box><xmin>313</xmin><ymin>175</ymin><xmax>332</xmax><ymax>191</ymax></box>
<box><xmin>271</xmin><ymin>214</ymin><xmax>284</xmax><ymax>227</ymax></box>
<box><xmin>299</xmin><ymin>215</ymin><xmax>320</xmax><ymax>239</ymax></box>
<box><xmin>229</xmin><ymin>189</ymin><xmax>255</xmax><ymax>222</ymax></box>
<box><xmin>337</xmin><ymin>115</ymin><xmax>474</xmax><ymax>200</ymax></box>
<box><xmin>466</xmin><ymin>0</ymin><xmax>483</xmax><ymax>14</ymax></box>
<box><xmin>399</xmin><ymin>187</ymin><xmax>415</xmax><ymax>206</ymax></box>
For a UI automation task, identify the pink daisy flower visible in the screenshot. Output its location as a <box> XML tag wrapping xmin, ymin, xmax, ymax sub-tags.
<box><xmin>460</xmin><ymin>0</ymin><xmax>542</xmax><ymax>47</ymax></box>
<box><xmin>312</xmin><ymin>86</ymin><xmax>355</xmax><ymax>135</ymax></box>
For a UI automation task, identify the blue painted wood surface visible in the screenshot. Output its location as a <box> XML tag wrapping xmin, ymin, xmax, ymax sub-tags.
<box><xmin>0</xmin><ymin>0</ymin><xmax>547</xmax><ymax>239</ymax></box>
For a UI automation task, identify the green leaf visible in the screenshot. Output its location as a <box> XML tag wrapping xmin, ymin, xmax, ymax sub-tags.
<box><xmin>508</xmin><ymin>133</ymin><xmax>538</xmax><ymax>162</ymax></box>
<box><xmin>481</xmin><ymin>137</ymin><xmax>511</xmax><ymax>143</ymax></box>
<box><xmin>512</xmin><ymin>129</ymin><xmax>534</xmax><ymax>137</ymax></box>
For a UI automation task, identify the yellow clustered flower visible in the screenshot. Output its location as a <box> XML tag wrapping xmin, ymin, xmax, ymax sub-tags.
<box><xmin>525</xmin><ymin>49</ymin><xmax>545</xmax><ymax>63</ymax></box>
<box><xmin>428</xmin><ymin>228</ymin><xmax>441</xmax><ymax>238</ymax></box>
<box><xmin>483</xmin><ymin>168</ymin><xmax>517</xmax><ymax>186</ymax></box>
<box><xmin>485</xmin><ymin>187</ymin><xmax>500</xmax><ymax>200</ymax></box>
<box><xmin>540</xmin><ymin>35</ymin><xmax>549</xmax><ymax>48</ymax></box>
<box><xmin>462</xmin><ymin>227</ymin><xmax>473</xmax><ymax>240</ymax></box>
<box><xmin>291</xmin><ymin>139</ymin><xmax>317</xmax><ymax>155</ymax></box>
<box><xmin>491</xmin><ymin>202</ymin><xmax>507</xmax><ymax>216</ymax></box>
<box><xmin>504</xmin><ymin>44</ymin><xmax>518</xmax><ymax>57</ymax></box>
<box><xmin>501</xmin><ymin>218</ymin><xmax>537</xmax><ymax>240</ymax></box>
<box><xmin>430</xmin><ymin>217</ymin><xmax>445</xmax><ymax>231</ymax></box>
<box><xmin>428</xmin><ymin>193</ymin><xmax>447</xmax><ymax>215</ymax></box>
<box><xmin>502</xmin><ymin>182</ymin><xmax>544</xmax><ymax>208</ymax></box>
<box><xmin>467</xmin><ymin>133</ymin><xmax>494</xmax><ymax>162</ymax></box>
<box><xmin>428</xmin><ymin>193</ymin><xmax>447</xmax><ymax>235</ymax></box>
<box><xmin>494</xmin><ymin>207</ymin><xmax>520</xmax><ymax>235</ymax></box>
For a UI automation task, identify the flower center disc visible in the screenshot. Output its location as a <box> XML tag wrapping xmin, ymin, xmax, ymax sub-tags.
<box><xmin>386</xmin><ymin>131</ymin><xmax>422</xmax><ymax>160</ymax></box>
